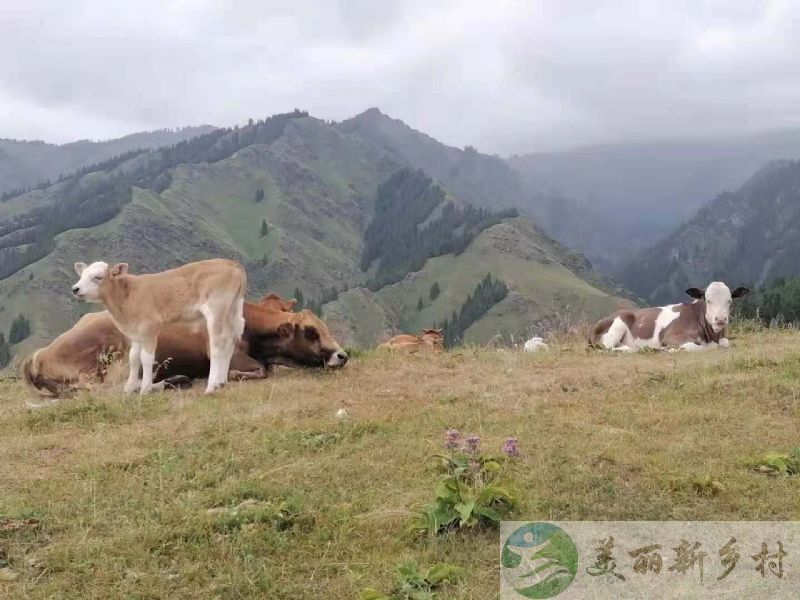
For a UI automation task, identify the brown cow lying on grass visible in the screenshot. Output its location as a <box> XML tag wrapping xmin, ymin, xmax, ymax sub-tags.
<box><xmin>377</xmin><ymin>329</ymin><xmax>444</xmax><ymax>352</ymax></box>
<box><xmin>20</xmin><ymin>294</ymin><xmax>347</xmax><ymax>397</ymax></box>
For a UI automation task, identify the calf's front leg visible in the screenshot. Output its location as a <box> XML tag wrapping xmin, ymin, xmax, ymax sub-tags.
<box><xmin>124</xmin><ymin>341</ymin><xmax>142</xmax><ymax>394</ymax></box>
<box><xmin>680</xmin><ymin>341</ymin><xmax>717</xmax><ymax>352</ymax></box>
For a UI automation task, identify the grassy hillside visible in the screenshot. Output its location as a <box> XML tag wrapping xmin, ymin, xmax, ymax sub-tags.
<box><xmin>325</xmin><ymin>218</ymin><xmax>629</xmax><ymax>348</ymax></box>
<box><xmin>2</xmin><ymin>330</ymin><xmax>799</xmax><ymax>598</ymax></box>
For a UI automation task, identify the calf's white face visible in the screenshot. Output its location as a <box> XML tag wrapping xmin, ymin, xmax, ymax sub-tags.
<box><xmin>686</xmin><ymin>281</ymin><xmax>749</xmax><ymax>333</ymax></box>
<box><xmin>72</xmin><ymin>261</ymin><xmax>109</xmax><ymax>302</ymax></box>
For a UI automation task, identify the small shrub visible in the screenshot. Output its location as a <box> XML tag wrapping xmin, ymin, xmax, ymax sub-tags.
<box><xmin>207</xmin><ymin>498</ymin><xmax>308</xmax><ymax>533</ymax></box>
<box><xmin>410</xmin><ymin>431</ymin><xmax>517</xmax><ymax>536</ymax></box>
<box><xmin>360</xmin><ymin>561</ymin><xmax>464</xmax><ymax>600</ymax></box>
<box><xmin>755</xmin><ymin>447</ymin><xmax>800</xmax><ymax>476</ymax></box>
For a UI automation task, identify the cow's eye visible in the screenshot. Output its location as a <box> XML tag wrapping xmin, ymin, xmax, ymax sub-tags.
<box><xmin>304</xmin><ymin>326</ymin><xmax>319</xmax><ymax>342</ymax></box>
<box><xmin>93</xmin><ymin>275</ymin><xmax>103</xmax><ymax>282</ymax></box>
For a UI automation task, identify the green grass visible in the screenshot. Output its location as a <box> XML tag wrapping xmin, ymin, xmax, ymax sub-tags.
<box><xmin>2</xmin><ymin>330</ymin><xmax>799</xmax><ymax>598</ymax></box>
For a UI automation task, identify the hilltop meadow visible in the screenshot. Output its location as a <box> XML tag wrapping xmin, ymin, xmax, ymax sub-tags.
<box><xmin>2</xmin><ymin>327</ymin><xmax>800</xmax><ymax>599</ymax></box>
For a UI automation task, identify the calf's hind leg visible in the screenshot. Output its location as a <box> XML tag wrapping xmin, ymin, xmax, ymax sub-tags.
<box><xmin>139</xmin><ymin>337</ymin><xmax>158</xmax><ymax>394</ymax></box>
<box><xmin>202</xmin><ymin>310</ymin><xmax>236</xmax><ymax>394</ymax></box>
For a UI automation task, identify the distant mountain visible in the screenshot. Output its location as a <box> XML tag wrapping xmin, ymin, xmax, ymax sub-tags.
<box><xmin>0</xmin><ymin>111</ymin><xmax>632</xmax><ymax>355</ymax></box>
<box><xmin>338</xmin><ymin>108</ymin><xmax>624</xmax><ymax>273</ymax></box>
<box><xmin>509</xmin><ymin>130</ymin><xmax>800</xmax><ymax>270</ymax></box>
<box><xmin>619</xmin><ymin>160</ymin><xmax>800</xmax><ymax>304</ymax></box>
<box><xmin>0</xmin><ymin>126</ymin><xmax>216</xmax><ymax>194</ymax></box>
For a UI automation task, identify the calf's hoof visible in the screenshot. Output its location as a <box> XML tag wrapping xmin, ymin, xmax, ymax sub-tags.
<box><xmin>162</xmin><ymin>375</ymin><xmax>194</xmax><ymax>390</ymax></box>
<box><xmin>204</xmin><ymin>382</ymin><xmax>226</xmax><ymax>395</ymax></box>
<box><xmin>124</xmin><ymin>381</ymin><xmax>141</xmax><ymax>394</ymax></box>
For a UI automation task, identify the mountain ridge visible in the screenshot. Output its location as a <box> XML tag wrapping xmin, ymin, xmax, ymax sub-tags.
<box><xmin>619</xmin><ymin>159</ymin><xmax>800</xmax><ymax>304</ymax></box>
<box><xmin>0</xmin><ymin>125</ymin><xmax>217</xmax><ymax>194</ymax></box>
<box><xmin>0</xmin><ymin>111</ymin><xmax>633</xmax><ymax>357</ymax></box>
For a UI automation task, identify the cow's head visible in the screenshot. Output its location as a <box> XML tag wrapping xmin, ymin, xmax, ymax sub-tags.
<box><xmin>246</xmin><ymin>306</ymin><xmax>348</xmax><ymax>369</ymax></box>
<box><xmin>420</xmin><ymin>328</ymin><xmax>444</xmax><ymax>351</ymax></box>
<box><xmin>259</xmin><ymin>293</ymin><xmax>297</xmax><ymax>312</ymax></box>
<box><xmin>72</xmin><ymin>261</ymin><xmax>128</xmax><ymax>302</ymax></box>
<box><xmin>686</xmin><ymin>282</ymin><xmax>750</xmax><ymax>333</ymax></box>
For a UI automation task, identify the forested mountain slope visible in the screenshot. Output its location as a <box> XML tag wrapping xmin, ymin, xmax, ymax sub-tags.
<box><xmin>0</xmin><ymin>112</ymin><xmax>632</xmax><ymax>358</ymax></box>
<box><xmin>620</xmin><ymin>160</ymin><xmax>800</xmax><ymax>304</ymax></box>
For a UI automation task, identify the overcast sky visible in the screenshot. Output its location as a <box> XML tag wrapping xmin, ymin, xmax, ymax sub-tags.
<box><xmin>1</xmin><ymin>0</ymin><xmax>799</xmax><ymax>154</ymax></box>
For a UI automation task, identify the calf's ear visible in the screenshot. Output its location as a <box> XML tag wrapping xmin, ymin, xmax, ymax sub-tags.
<box><xmin>110</xmin><ymin>263</ymin><xmax>129</xmax><ymax>276</ymax></box>
<box><xmin>74</xmin><ymin>262</ymin><xmax>87</xmax><ymax>275</ymax></box>
<box><xmin>277</xmin><ymin>322</ymin><xmax>295</xmax><ymax>337</ymax></box>
<box><xmin>685</xmin><ymin>287</ymin><xmax>705</xmax><ymax>299</ymax></box>
<box><xmin>731</xmin><ymin>287</ymin><xmax>750</xmax><ymax>299</ymax></box>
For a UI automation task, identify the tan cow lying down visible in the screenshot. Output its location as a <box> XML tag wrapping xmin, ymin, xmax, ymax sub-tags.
<box><xmin>589</xmin><ymin>282</ymin><xmax>749</xmax><ymax>352</ymax></box>
<box><xmin>378</xmin><ymin>329</ymin><xmax>444</xmax><ymax>352</ymax></box>
<box><xmin>21</xmin><ymin>294</ymin><xmax>347</xmax><ymax>397</ymax></box>
<box><xmin>72</xmin><ymin>259</ymin><xmax>247</xmax><ymax>394</ymax></box>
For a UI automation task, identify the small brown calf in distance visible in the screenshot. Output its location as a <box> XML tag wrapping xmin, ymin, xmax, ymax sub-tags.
<box><xmin>378</xmin><ymin>328</ymin><xmax>444</xmax><ymax>352</ymax></box>
<box><xmin>72</xmin><ymin>258</ymin><xmax>246</xmax><ymax>395</ymax></box>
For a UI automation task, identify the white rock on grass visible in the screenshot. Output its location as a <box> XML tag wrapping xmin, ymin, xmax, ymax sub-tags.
<box><xmin>523</xmin><ymin>337</ymin><xmax>549</xmax><ymax>353</ymax></box>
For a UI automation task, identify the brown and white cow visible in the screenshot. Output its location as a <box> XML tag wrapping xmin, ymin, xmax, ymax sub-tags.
<box><xmin>377</xmin><ymin>329</ymin><xmax>444</xmax><ymax>352</ymax></box>
<box><xmin>589</xmin><ymin>282</ymin><xmax>750</xmax><ymax>352</ymax></box>
<box><xmin>20</xmin><ymin>294</ymin><xmax>347</xmax><ymax>396</ymax></box>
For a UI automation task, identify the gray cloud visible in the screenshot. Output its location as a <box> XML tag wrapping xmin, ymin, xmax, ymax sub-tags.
<box><xmin>1</xmin><ymin>0</ymin><xmax>799</xmax><ymax>154</ymax></box>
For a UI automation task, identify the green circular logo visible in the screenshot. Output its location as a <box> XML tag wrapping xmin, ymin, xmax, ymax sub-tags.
<box><xmin>501</xmin><ymin>523</ymin><xmax>578</xmax><ymax>598</ymax></box>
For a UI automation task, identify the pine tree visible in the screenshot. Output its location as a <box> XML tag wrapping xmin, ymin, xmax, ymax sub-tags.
<box><xmin>9</xmin><ymin>314</ymin><xmax>31</xmax><ymax>344</ymax></box>
<box><xmin>294</xmin><ymin>288</ymin><xmax>305</xmax><ymax>310</ymax></box>
<box><xmin>255</xmin><ymin>188</ymin><xmax>264</xmax><ymax>203</ymax></box>
<box><xmin>417</xmin><ymin>298</ymin><xmax>424</xmax><ymax>311</ymax></box>
<box><xmin>0</xmin><ymin>333</ymin><xmax>9</xmax><ymax>368</ymax></box>
<box><xmin>430</xmin><ymin>282</ymin><xmax>440</xmax><ymax>300</ymax></box>
<box><xmin>260</xmin><ymin>219</ymin><xmax>269</xmax><ymax>237</ymax></box>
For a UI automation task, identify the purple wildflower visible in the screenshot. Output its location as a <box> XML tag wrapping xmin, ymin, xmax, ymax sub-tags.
<box><xmin>502</xmin><ymin>437</ymin><xmax>520</xmax><ymax>457</ymax></box>
<box><xmin>465</xmin><ymin>435</ymin><xmax>481</xmax><ymax>454</ymax></box>
<box><xmin>443</xmin><ymin>429</ymin><xmax>462</xmax><ymax>450</ymax></box>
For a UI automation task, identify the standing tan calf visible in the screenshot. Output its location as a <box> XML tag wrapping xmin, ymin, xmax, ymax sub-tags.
<box><xmin>72</xmin><ymin>258</ymin><xmax>246</xmax><ymax>394</ymax></box>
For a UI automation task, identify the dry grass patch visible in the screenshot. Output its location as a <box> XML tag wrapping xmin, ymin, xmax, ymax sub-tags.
<box><xmin>1</xmin><ymin>331</ymin><xmax>800</xmax><ymax>598</ymax></box>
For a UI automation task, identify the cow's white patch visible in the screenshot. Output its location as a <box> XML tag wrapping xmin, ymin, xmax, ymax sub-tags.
<box><xmin>601</xmin><ymin>317</ymin><xmax>629</xmax><ymax>349</ymax></box>
<box><xmin>628</xmin><ymin>304</ymin><xmax>681</xmax><ymax>349</ymax></box>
